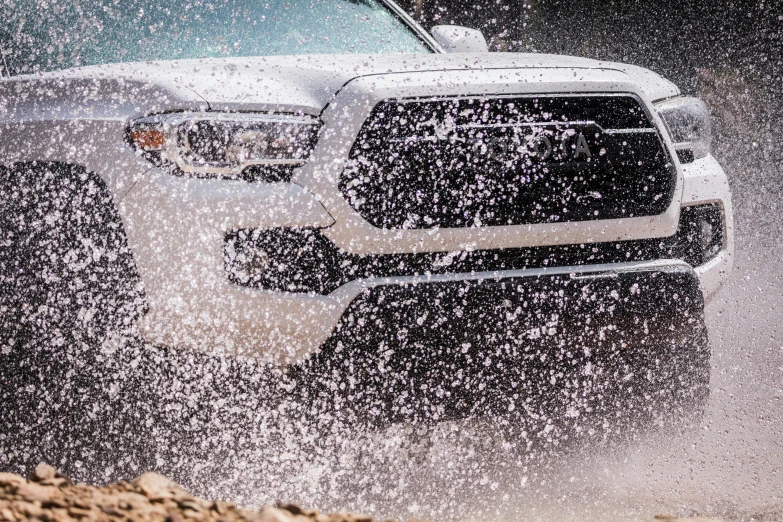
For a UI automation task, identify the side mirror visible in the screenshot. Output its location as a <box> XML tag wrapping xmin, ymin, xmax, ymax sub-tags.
<box><xmin>430</xmin><ymin>25</ymin><xmax>489</xmax><ymax>53</ymax></box>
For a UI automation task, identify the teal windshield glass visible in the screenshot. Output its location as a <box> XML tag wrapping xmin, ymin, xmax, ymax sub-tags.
<box><xmin>0</xmin><ymin>0</ymin><xmax>432</xmax><ymax>75</ymax></box>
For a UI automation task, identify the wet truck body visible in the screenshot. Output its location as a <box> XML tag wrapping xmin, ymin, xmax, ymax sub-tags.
<box><xmin>0</xmin><ymin>0</ymin><xmax>732</xmax><ymax>428</ymax></box>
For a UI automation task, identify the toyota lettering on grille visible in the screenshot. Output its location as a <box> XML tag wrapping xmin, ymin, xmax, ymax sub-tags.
<box><xmin>479</xmin><ymin>130</ymin><xmax>593</xmax><ymax>164</ymax></box>
<box><xmin>403</xmin><ymin>120</ymin><xmax>599</xmax><ymax>165</ymax></box>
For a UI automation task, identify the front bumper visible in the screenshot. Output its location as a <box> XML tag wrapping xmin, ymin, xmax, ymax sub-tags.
<box><xmin>127</xmin><ymin>153</ymin><xmax>732</xmax><ymax>364</ymax></box>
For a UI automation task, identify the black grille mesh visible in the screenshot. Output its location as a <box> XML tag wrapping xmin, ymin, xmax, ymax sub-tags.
<box><xmin>340</xmin><ymin>95</ymin><xmax>676</xmax><ymax>229</ymax></box>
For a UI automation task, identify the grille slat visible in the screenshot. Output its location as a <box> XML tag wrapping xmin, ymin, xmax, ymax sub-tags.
<box><xmin>340</xmin><ymin>94</ymin><xmax>676</xmax><ymax>229</ymax></box>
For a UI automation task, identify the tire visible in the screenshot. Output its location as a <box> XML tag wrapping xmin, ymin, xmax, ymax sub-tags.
<box><xmin>0</xmin><ymin>165</ymin><xmax>299</xmax><ymax>481</ymax></box>
<box><xmin>0</xmin><ymin>162</ymin><xmax>145</xmax><ymax>344</ymax></box>
<box><xmin>0</xmin><ymin>162</ymin><xmax>146</xmax><ymax>475</ymax></box>
<box><xmin>0</xmin><ymin>165</ymin><xmax>306</xmax><ymax>482</ymax></box>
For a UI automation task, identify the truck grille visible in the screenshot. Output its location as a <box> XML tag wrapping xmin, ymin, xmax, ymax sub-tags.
<box><xmin>340</xmin><ymin>94</ymin><xmax>676</xmax><ymax>229</ymax></box>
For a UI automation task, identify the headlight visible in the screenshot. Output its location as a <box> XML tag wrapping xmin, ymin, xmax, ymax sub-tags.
<box><xmin>128</xmin><ymin>112</ymin><xmax>321</xmax><ymax>182</ymax></box>
<box><xmin>654</xmin><ymin>97</ymin><xmax>711</xmax><ymax>162</ymax></box>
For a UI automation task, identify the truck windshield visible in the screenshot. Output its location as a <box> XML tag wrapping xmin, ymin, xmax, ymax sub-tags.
<box><xmin>0</xmin><ymin>0</ymin><xmax>433</xmax><ymax>76</ymax></box>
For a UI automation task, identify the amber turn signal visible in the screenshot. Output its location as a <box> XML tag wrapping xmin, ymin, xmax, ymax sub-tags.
<box><xmin>130</xmin><ymin>129</ymin><xmax>166</xmax><ymax>151</ymax></box>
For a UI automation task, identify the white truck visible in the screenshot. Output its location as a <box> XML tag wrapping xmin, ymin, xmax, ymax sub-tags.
<box><xmin>0</xmin><ymin>0</ymin><xmax>732</xmax><ymax>429</ymax></box>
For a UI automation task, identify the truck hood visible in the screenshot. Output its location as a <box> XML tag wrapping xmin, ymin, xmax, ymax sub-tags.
<box><xmin>0</xmin><ymin>53</ymin><xmax>679</xmax><ymax>120</ymax></box>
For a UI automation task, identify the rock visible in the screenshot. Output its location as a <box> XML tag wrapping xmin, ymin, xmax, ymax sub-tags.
<box><xmin>67</xmin><ymin>506</ymin><xmax>92</xmax><ymax>517</ymax></box>
<box><xmin>1</xmin><ymin>466</ymin><xmax>393</xmax><ymax>522</ymax></box>
<box><xmin>0</xmin><ymin>474</ymin><xmax>25</xmax><ymax>488</ymax></box>
<box><xmin>650</xmin><ymin>513</ymin><xmax>720</xmax><ymax>522</ymax></box>
<box><xmin>32</xmin><ymin>463</ymin><xmax>58</xmax><ymax>482</ymax></box>
<box><xmin>17</xmin><ymin>501</ymin><xmax>43</xmax><ymax>518</ymax></box>
<box><xmin>72</xmin><ymin>499</ymin><xmax>93</xmax><ymax>511</ymax></box>
<box><xmin>165</xmin><ymin>512</ymin><xmax>184</xmax><ymax>522</ymax></box>
<box><xmin>256</xmin><ymin>507</ymin><xmax>301</xmax><ymax>522</ymax></box>
<box><xmin>132</xmin><ymin>472</ymin><xmax>183</xmax><ymax>501</ymax></box>
<box><xmin>178</xmin><ymin>500</ymin><xmax>204</xmax><ymax>512</ymax></box>
<box><xmin>42</xmin><ymin>499</ymin><xmax>68</xmax><ymax>509</ymax></box>
<box><xmin>100</xmin><ymin>505</ymin><xmax>122</xmax><ymax>516</ymax></box>
<box><xmin>279</xmin><ymin>504</ymin><xmax>304</xmax><ymax>516</ymax></box>
<box><xmin>42</xmin><ymin>478</ymin><xmax>71</xmax><ymax>488</ymax></box>
<box><xmin>211</xmin><ymin>501</ymin><xmax>231</xmax><ymax>515</ymax></box>
<box><xmin>48</xmin><ymin>508</ymin><xmax>75</xmax><ymax>522</ymax></box>
<box><xmin>14</xmin><ymin>482</ymin><xmax>56</xmax><ymax>503</ymax></box>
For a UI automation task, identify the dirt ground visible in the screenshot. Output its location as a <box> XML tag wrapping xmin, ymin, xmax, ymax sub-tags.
<box><xmin>0</xmin><ymin>463</ymin><xmax>380</xmax><ymax>522</ymax></box>
<box><xmin>0</xmin><ymin>464</ymin><xmax>719</xmax><ymax>522</ymax></box>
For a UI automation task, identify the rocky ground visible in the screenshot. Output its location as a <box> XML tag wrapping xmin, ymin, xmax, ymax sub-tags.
<box><xmin>0</xmin><ymin>464</ymin><xmax>378</xmax><ymax>522</ymax></box>
<box><xmin>0</xmin><ymin>464</ymin><xmax>719</xmax><ymax>522</ymax></box>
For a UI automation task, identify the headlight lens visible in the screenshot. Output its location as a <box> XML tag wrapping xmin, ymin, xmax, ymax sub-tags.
<box><xmin>128</xmin><ymin>112</ymin><xmax>321</xmax><ymax>181</ymax></box>
<box><xmin>654</xmin><ymin>97</ymin><xmax>711</xmax><ymax>161</ymax></box>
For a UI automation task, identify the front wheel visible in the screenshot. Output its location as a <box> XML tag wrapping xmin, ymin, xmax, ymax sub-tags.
<box><xmin>0</xmin><ymin>162</ymin><xmax>145</xmax><ymax>347</ymax></box>
<box><xmin>0</xmin><ymin>162</ymin><xmax>146</xmax><ymax>475</ymax></box>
